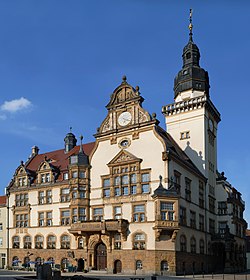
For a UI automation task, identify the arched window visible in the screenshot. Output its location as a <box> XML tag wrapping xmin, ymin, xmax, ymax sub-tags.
<box><xmin>78</xmin><ymin>237</ymin><xmax>84</xmax><ymax>249</ymax></box>
<box><xmin>199</xmin><ymin>239</ymin><xmax>205</xmax><ymax>254</ymax></box>
<box><xmin>190</xmin><ymin>237</ymin><xmax>196</xmax><ymax>253</ymax></box>
<box><xmin>13</xmin><ymin>236</ymin><xmax>20</xmax><ymax>248</ymax></box>
<box><xmin>136</xmin><ymin>260</ymin><xmax>143</xmax><ymax>270</ymax></box>
<box><xmin>114</xmin><ymin>233</ymin><xmax>121</xmax><ymax>250</ymax></box>
<box><xmin>161</xmin><ymin>260</ymin><xmax>169</xmax><ymax>271</ymax></box>
<box><xmin>61</xmin><ymin>235</ymin><xmax>70</xmax><ymax>249</ymax></box>
<box><xmin>133</xmin><ymin>233</ymin><xmax>145</xmax><ymax>250</ymax></box>
<box><xmin>35</xmin><ymin>235</ymin><xmax>44</xmax><ymax>249</ymax></box>
<box><xmin>12</xmin><ymin>256</ymin><xmax>20</xmax><ymax>266</ymax></box>
<box><xmin>47</xmin><ymin>235</ymin><xmax>56</xmax><ymax>249</ymax></box>
<box><xmin>23</xmin><ymin>235</ymin><xmax>31</xmax><ymax>249</ymax></box>
<box><xmin>180</xmin><ymin>235</ymin><xmax>186</xmax><ymax>252</ymax></box>
<box><xmin>61</xmin><ymin>258</ymin><xmax>69</xmax><ymax>269</ymax></box>
<box><xmin>36</xmin><ymin>257</ymin><xmax>42</xmax><ymax>265</ymax></box>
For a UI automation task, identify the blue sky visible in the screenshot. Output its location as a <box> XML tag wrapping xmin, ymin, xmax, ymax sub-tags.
<box><xmin>0</xmin><ymin>1</ymin><xmax>249</xmax><ymax>223</ymax></box>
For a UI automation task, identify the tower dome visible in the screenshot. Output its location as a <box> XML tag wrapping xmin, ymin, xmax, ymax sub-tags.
<box><xmin>64</xmin><ymin>129</ymin><xmax>77</xmax><ymax>153</ymax></box>
<box><xmin>174</xmin><ymin>10</ymin><xmax>210</xmax><ymax>99</ymax></box>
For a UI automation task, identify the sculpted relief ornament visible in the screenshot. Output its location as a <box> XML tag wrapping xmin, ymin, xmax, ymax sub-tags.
<box><xmin>102</xmin><ymin>115</ymin><xmax>112</xmax><ymax>133</ymax></box>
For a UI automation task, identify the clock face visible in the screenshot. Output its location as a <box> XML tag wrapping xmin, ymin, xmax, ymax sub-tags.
<box><xmin>209</xmin><ymin>119</ymin><xmax>214</xmax><ymax>131</ymax></box>
<box><xmin>118</xmin><ymin>112</ymin><xmax>132</xmax><ymax>126</ymax></box>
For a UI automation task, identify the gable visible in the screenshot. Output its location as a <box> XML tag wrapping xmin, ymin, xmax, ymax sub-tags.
<box><xmin>108</xmin><ymin>150</ymin><xmax>142</xmax><ymax>166</ymax></box>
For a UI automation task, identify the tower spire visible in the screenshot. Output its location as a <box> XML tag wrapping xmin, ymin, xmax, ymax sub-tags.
<box><xmin>189</xmin><ymin>9</ymin><xmax>193</xmax><ymax>42</ymax></box>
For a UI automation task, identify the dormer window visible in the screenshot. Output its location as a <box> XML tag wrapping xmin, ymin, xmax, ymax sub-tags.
<box><xmin>63</xmin><ymin>173</ymin><xmax>69</xmax><ymax>180</ymax></box>
<box><xmin>18</xmin><ymin>177</ymin><xmax>26</xmax><ymax>187</ymax></box>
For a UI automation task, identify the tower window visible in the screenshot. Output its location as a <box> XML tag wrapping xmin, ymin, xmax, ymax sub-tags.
<box><xmin>186</xmin><ymin>52</ymin><xmax>191</xmax><ymax>59</ymax></box>
<box><xmin>180</xmin><ymin>131</ymin><xmax>190</xmax><ymax>140</ymax></box>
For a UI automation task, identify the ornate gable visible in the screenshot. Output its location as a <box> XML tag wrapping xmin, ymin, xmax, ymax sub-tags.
<box><xmin>106</xmin><ymin>75</ymin><xmax>143</xmax><ymax>109</ymax></box>
<box><xmin>108</xmin><ymin>150</ymin><xmax>142</xmax><ymax>166</ymax></box>
<box><xmin>96</xmin><ymin>76</ymin><xmax>157</xmax><ymax>136</ymax></box>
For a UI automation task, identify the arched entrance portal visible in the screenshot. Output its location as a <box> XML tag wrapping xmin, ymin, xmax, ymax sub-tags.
<box><xmin>114</xmin><ymin>260</ymin><xmax>122</xmax><ymax>274</ymax></box>
<box><xmin>77</xmin><ymin>258</ymin><xmax>84</xmax><ymax>271</ymax></box>
<box><xmin>95</xmin><ymin>242</ymin><xmax>107</xmax><ymax>270</ymax></box>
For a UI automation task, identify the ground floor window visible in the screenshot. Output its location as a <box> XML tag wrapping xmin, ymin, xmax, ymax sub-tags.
<box><xmin>136</xmin><ymin>260</ymin><xmax>143</xmax><ymax>270</ymax></box>
<box><xmin>161</xmin><ymin>260</ymin><xmax>169</xmax><ymax>271</ymax></box>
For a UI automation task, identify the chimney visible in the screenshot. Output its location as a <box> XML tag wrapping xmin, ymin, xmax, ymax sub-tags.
<box><xmin>31</xmin><ymin>146</ymin><xmax>39</xmax><ymax>156</ymax></box>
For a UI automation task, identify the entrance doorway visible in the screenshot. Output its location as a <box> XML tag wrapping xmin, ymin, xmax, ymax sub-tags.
<box><xmin>114</xmin><ymin>260</ymin><xmax>122</xmax><ymax>274</ymax></box>
<box><xmin>77</xmin><ymin>258</ymin><xmax>84</xmax><ymax>271</ymax></box>
<box><xmin>95</xmin><ymin>242</ymin><xmax>107</xmax><ymax>270</ymax></box>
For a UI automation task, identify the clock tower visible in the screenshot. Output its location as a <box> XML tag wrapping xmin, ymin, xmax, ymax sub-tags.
<box><xmin>162</xmin><ymin>11</ymin><xmax>220</xmax><ymax>185</ymax></box>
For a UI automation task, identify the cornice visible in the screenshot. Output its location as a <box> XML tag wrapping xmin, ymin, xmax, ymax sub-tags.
<box><xmin>162</xmin><ymin>95</ymin><xmax>221</xmax><ymax>123</ymax></box>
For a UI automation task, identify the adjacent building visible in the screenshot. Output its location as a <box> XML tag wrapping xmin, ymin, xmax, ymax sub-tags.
<box><xmin>6</xmin><ymin>18</ymin><xmax>247</xmax><ymax>275</ymax></box>
<box><xmin>0</xmin><ymin>196</ymin><xmax>7</xmax><ymax>269</ymax></box>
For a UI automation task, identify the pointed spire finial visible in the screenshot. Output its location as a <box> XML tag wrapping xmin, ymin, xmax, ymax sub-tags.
<box><xmin>189</xmin><ymin>8</ymin><xmax>193</xmax><ymax>42</ymax></box>
<box><xmin>122</xmin><ymin>75</ymin><xmax>127</xmax><ymax>84</ymax></box>
<box><xmin>79</xmin><ymin>135</ymin><xmax>83</xmax><ymax>153</ymax></box>
<box><xmin>70</xmin><ymin>126</ymin><xmax>72</xmax><ymax>132</ymax></box>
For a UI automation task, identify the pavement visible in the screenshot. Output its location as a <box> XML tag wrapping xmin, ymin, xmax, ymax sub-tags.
<box><xmin>0</xmin><ymin>269</ymin><xmax>250</xmax><ymax>280</ymax></box>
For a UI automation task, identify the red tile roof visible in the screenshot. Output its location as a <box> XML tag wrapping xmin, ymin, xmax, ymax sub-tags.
<box><xmin>0</xmin><ymin>195</ymin><xmax>7</xmax><ymax>206</ymax></box>
<box><xmin>25</xmin><ymin>142</ymin><xmax>95</xmax><ymax>181</ymax></box>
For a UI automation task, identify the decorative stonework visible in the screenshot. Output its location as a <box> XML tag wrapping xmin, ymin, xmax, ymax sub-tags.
<box><xmin>108</xmin><ymin>150</ymin><xmax>141</xmax><ymax>166</ymax></box>
<box><xmin>102</xmin><ymin>116</ymin><xmax>112</xmax><ymax>133</ymax></box>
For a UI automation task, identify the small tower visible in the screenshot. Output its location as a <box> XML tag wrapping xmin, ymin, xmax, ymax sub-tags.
<box><xmin>174</xmin><ymin>9</ymin><xmax>210</xmax><ymax>102</ymax></box>
<box><xmin>64</xmin><ymin>128</ymin><xmax>77</xmax><ymax>153</ymax></box>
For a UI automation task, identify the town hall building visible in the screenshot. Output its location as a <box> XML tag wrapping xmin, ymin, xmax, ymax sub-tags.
<box><xmin>6</xmin><ymin>16</ymin><xmax>247</xmax><ymax>275</ymax></box>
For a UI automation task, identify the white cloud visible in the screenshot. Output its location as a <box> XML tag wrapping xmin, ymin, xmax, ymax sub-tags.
<box><xmin>0</xmin><ymin>114</ymin><xmax>7</xmax><ymax>120</ymax></box>
<box><xmin>1</xmin><ymin>97</ymin><xmax>32</xmax><ymax>113</ymax></box>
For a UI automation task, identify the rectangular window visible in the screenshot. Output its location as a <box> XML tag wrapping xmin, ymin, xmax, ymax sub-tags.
<box><xmin>61</xmin><ymin>210</ymin><xmax>70</xmax><ymax>225</ymax></box>
<box><xmin>114</xmin><ymin>176</ymin><xmax>120</xmax><ymax>186</ymax></box>
<box><xmin>15</xmin><ymin>213</ymin><xmax>29</xmax><ymax>228</ymax></box>
<box><xmin>190</xmin><ymin>211</ymin><xmax>196</xmax><ymax>229</ymax></box>
<box><xmin>115</xmin><ymin>187</ymin><xmax>121</xmax><ymax>196</ymax></box>
<box><xmin>141</xmin><ymin>173</ymin><xmax>150</xmax><ymax>182</ymax></box>
<box><xmin>160</xmin><ymin>202</ymin><xmax>174</xmax><ymax>221</ymax></box>
<box><xmin>93</xmin><ymin>208</ymin><xmax>103</xmax><ymax>221</ymax></box>
<box><xmin>47</xmin><ymin>211</ymin><xmax>53</xmax><ymax>226</ymax></box>
<box><xmin>180</xmin><ymin>207</ymin><xmax>186</xmax><ymax>225</ymax></box>
<box><xmin>38</xmin><ymin>212</ymin><xmax>45</xmax><ymax>226</ymax></box>
<box><xmin>72</xmin><ymin>171</ymin><xmax>78</xmax><ymax>178</ymax></box>
<box><xmin>209</xmin><ymin>196</ymin><xmax>216</xmax><ymax>213</ymax></box>
<box><xmin>103</xmin><ymin>178</ymin><xmax>110</xmax><ymax>187</ymax></box>
<box><xmin>122</xmin><ymin>186</ymin><xmax>128</xmax><ymax>195</ymax></box>
<box><xmin>142</xmin><ymin>184</ymin><xmax>149</xmax><ymax>193</ymax></box>
<box><xmin>104</xmin><ymin>188</ymin><xmax>110</xmax><ymax>197</ymax></box>
<box><xmin>60</xmin><ymin>188</ymin><xmax>70</xmax><ymax>202</ymax></box>
<box><xmin>0</xmin><ymin>237</ymin><xmax>3</xmax><ymax>247</ymax></box>
<box><xmin>15</xmin><ymin>193</ymin><xmax>28</xmax><ymax>207</ymax></box>
<box><xmin>114</xmin><ymin>206</ymin><xmax>122</xmax><ymax>219</ymax></box>
<box><xmin>180</xmin><ymin>131</ymin><xmax>190</xmax><ymax>140</ymax></box>
<box><xmin>63</xmin><ymin>172</ymin><xmax>69</xmax><ymax>180</ymax></box>
<box><xmin>133</xmin><ymin>205</ymin><xmax>145</xmax><ymax>222</ymax></box>
<box><xmin>79</xmin><ymin>207</ymin><xmax>86</xmax><ymax>221</ymax></box>
<box><xmin>79</xmin><ymin>171</ymin><xmax>85</xmax><ymax>178</ymax></box>
<box><xmin>185</xmin><ymin>178</ymin><xmax>191</xmax><ymax>201</ymax></box>
<box><xmin>130</xmin><ymin>174</ymin><xmax>137</xmax><ymax>184</ymax></box>
<box><xmin>121</xmin><ymin>175</ymin><xmax>129</xmax><ymax>185</ymax></box>
<box><xmin>218</xmin><ymin>201</ymin><xmax>227</xmax><ymax>215</ymax></box>
<box><xmin>199</xmin><ymin>181</ymin><xmax>204</xmax><ymax>208</ymax></box>
<box><xmin>0</xmin><ymin>223</ymin><xmax>2</xmax><ymax>231</ymax></box>
<box><xmin>209</xmin><ymin>218</ymin><xmax>215</xmax><ymax>234</ymax></box>
<box><xmin>199</xmin><ymin>214</ymin><xmax>204</xmax><ymax>231</ymax></box>
<box><xmin>131</xmin><ymin>185</ymin><xmax>137</xmax><ymax>195</ymax></box>
<box><xmin>218</xmin><ymin>221</ymin><xmax>227</xmax><ymax>235</ymax></box>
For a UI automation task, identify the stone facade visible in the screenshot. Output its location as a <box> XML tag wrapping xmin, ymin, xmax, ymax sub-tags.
<box><xmin>6</xmin><ymin>19</ymin><xmax>247</xmax><ymax>275</ymax></box>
